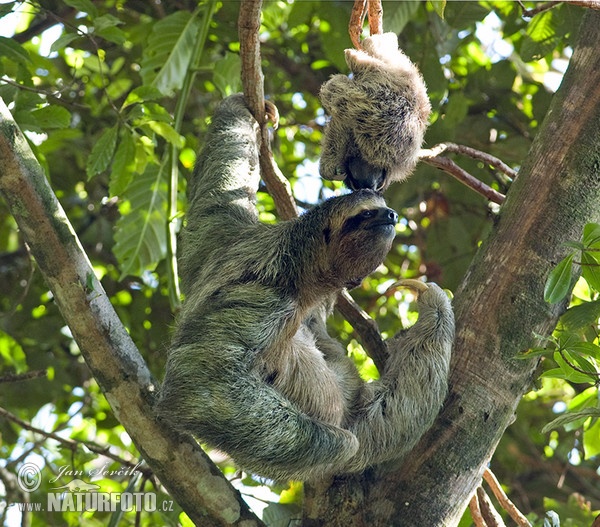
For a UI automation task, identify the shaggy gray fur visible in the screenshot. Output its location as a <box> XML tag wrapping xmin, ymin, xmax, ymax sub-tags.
<box><xmin>156</xmin><ymin>95</ymin><xmax>453</xmax><ymax>481</ymax></box>
<box><xmin>319</xmin><ymin>32</ymin><xmax>431</xmax><ymax>190</ymax></box>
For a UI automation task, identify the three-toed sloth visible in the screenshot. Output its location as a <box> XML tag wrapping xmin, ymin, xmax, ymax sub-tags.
<box><xmin>156</xmin><ymin>95</ymin><xmax>454</xmax><ymax>481</ymax></box>
<box><xmin>320</xmin><ymin>32</ymin><xmax>431</xmax><ymax>191</ymax></box>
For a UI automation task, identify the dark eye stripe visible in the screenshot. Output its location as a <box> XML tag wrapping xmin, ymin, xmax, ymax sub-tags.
<box><xmin>340</xmin><ymin>211</ymin><xmax>373</xmax><ymax>235</ymax></box>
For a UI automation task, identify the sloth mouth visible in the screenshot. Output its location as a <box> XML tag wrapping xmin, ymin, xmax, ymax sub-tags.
<box><xmin>367</xmin><ymin>221</ymin><xmax>396</xmax><ymax>233</ymax></box>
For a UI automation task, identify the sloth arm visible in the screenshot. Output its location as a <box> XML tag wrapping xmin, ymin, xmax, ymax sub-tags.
<box><xmin>309</xmin><ymin>285</ymin><xmax>454</xmax><ymax>473</ymax></box>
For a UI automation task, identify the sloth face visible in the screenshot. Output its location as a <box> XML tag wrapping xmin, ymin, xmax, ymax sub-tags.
<box><xmin>319</xmin><ymin>193</ymin><xmax>398</xmax><ymax>288</ymax></box>
<box><xmin>344</xmin><ymin>156</ymin><xmax>388</xmax><ymax>192</ymax></box>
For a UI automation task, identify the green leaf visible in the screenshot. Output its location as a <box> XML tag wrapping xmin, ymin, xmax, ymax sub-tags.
<box><xmin>0</xmin><ymin>2</ymin><xmax>16</xmax><ymax>19</ymax></box>
<box><xmin>213</xmin><ymin>52</ymin><xmax>242</xmax><ymax>97</ymax></box>
<box><xmin>521</xmin><ymin>10</ymin><xmax>557</xmax><ymax>62</ymax></box>
<box><xmin>583</xmin><ymin>417</ymin><xmax>600</xmax><ymax>458</ymax></box>
<box><xmin>109</xmin><ymin>132</ymin><xmax>137</xmax><ymax>197</ymax></box>
<box><xmin>581</xmin><ymin>250</ymin><xmax>600</xmax><ymax>292</ymax></box>
<box><xmin>583</xmin><ymin>222</ymin><xmax>600</xmax><ymax>248</ymax></box>
<box><xmin>560</xmin><ymin>299</ymin><xmax>600</xmax><ymax>330</ymax></box>
<box><xmin>121</xmin><ymin>86</ymin><xmax>163</xmax><ymax>109</ymax></box>
<box><xmin>147</xmin><ymin>121</ymin><xmax>185</xmax><ymax>148</ymax></box>
<box><xmin>113</xmin><ymin>163</ymin><xmax>168</xmax><ymax>278</ymax></box>
<box><xmin>564</xmin><ymin>342</ymin><xmax>600</xmax><ymax>361</ymax></box>
<box><xmin>382</xmin><ymin>1</ymin><xmax>421</xmax><ymax>34</ymax></box>
<box><xmin>50</xmin><ymin>32</ymin><xmax>79</xmax><ymax>53</ymax></box>
<box><xmin>30</xmin><ymin>105</ymin><xmax>71</xmax><ymax>129</ymax></box>
<box><xmin>93</xmin><ymin>13</ymin><xmax>123</xmax><ymax>31</ymax></box>
<box><xmin>0</xmin><ymin>36</ymin><xmax>31</xmax><ymax>64</ymax></box>
<box><xmin>541</xmin><ymin>407</ymin><xmax>600</xmax><ymax>434</ymax></box>
<box><xmin>86</xmin><ymin>125</ymin><xmax>119</xmax><ymax>180</ymax></box>
<box><xmin>95</xmin><ymin>26</ymin><xmax>126</xmax><ymax>45</ymax></box>
<box><xmin>140</xmin><ymin>11</ymin><xmax>202</xmax><ymax>96</ymax></box>
<box><xmin>63</xmin><ymin>0</ymin><xmax>98</xmax><ymax>18</ymax></box>
<box><xmin>544</xmin><ymin>253</ymin><xmax>574</xmax><ymax>304</ymax></box>
<box><xmin>428</xmin><ymin>1</ymin><xmax>446</xmax><ymax>19</ymax></box>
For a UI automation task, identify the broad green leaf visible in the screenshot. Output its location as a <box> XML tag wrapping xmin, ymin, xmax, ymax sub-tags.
<box><xmin>520</xmin><ymin>10</ymin><xmax>557</xmax><ymax>62</ymax></box>
<box><xmin>581</xmin><ymin>250</ymin><xmax>600</xmax><ymax>292</ymax></box>
<box><xmin>428</xmin><ymin>0</ymin><xmax>446</xmax><ymax>19</ymax></box>
<box><xmin>95</xmin><ymin>26</ymin><xmax>127</xmax><ymax>45</ymax></box>
<box><xmin>109</xmin><ymin>132</ymin><xmax>137</xmax><ymax>197</ymax></box>
<box><xmin>544</xmin><ymin>253</ymin><xmax>574</xmax><ymax>304</ymax></box>
<box><xmin>31</xmin><ymin>105</ymin><xmax>71</xmax><ymax>129</ymax></box>
<box><xmin>559</xmin><ymin>299</ymin><xmax>600</xmax><ymax>330</ymax></box>
<box><xmin>86</xmin><ymin>125</ymin><xmax>119</xmax><ymax>179</ymax></box>
<box><xmin>554</xmin><ymin>351</ymin><xmax>598</xmax><ymax>384</ymax></box>
<box><xmin>213</xmin><ymin>52</ymin><xmax>242</xmax><ymax>97</ymax></box>
<box><xmin>564</xmin><ymin>342</ymin><xmax>600</xmax><ymax>361</ymax></box>
<box><xmin>140</xmin><ymin>11</ymin><xmax>202</xmax><ymax>96</ymax></box>
<box><xmin>63</xmin><ymin>0</ymin><xmax>98</xmax><ymax>18</ymax></box>
<box><xmin>583</xmin><ymin>417</ymin><xmax>600</xmax><ymax>458</ymax></box>
<box><xmin>0</xmin><ymin>36</ymin><xmax>31</xmax><ymax>64</ymax></box>
<box><xmin>0</xmin><ymin>2</ymin><xmax>16</xmax><ymax>19</ymax></box>
<box><xmin>583</xmin><ymin>222</ymin><xmax>600</xmax><ymax>248</ymax></box>
<box><xmin>121</xmin><ymin>86</ymin><xmax>163</xmax><ymax>109</ymax></box>
<box><xmin>147</xmin><ymin>121</ymin><xmax>185</xmax><ymax>148</ymax></box>
<box><xmin>93</xmin><ymin>13</ymin><xmax>123</xmax><ymax>31</ymax></box>
<box><xmin>50</xmin><ymin>32</ymin><xmax>79</xmax><ymax>53</ymax></box>
<box><xmin>382</xmin><ymin>1</ymin><xmax>421</xmax><ymax>34</ymax></box>
<box><xmin>541</xmin><ymin>407</ymin><xmax>600</xmax><ymax>434</ymax></box>
<box><xmin>113</xmin><ymin>162</ymin><xmax>168</xmax><ymax>278</ymax></box>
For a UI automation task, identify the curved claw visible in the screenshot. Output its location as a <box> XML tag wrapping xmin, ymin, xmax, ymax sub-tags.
<box><xmin>388</xmin><ymin>278</ymin><xmax>429</xmax><ymax>296</ymax></box>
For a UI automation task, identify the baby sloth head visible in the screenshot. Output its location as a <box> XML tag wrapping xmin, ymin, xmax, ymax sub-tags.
<box><xmin>306</xmin><ymin>190</ymin><xmax>398</xmax><ymax>289</ymax></box>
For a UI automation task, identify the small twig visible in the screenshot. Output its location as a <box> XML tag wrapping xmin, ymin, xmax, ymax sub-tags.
<box><xmin>336</xmin><ymin>290</ymin><xmax>388</xmax><ymax>372</ymax></box>
<box><xmin>518</xmin><ymin>0</ymin><xmax>561</xmax><ymax>17</ymax></box>
<box><xmin>349</xmin><ymin>0</ymin><xmax>368</xmax><ymax>49</ymax></box>
<box><xmin>419</xmin><ymin>152</ymin><xmax>506</xmax><ymax>205</ymax></box>
<box><xmin>424</xmin><ymin>143</ymin><xmax>518</xmax><ymax>181</ymax></box>
<box><xmin>349</xmin><ymin>0</ymin><xmax>383</xmax><ymax>49</ymax></box>
<box><xmin>367</xmin><ymin>0</ymin><xmax>383</xmax><ymax>37</ymax></box>
<box><xmin>477</xmin><ymin>487</ymin><xmax>506</xmax><ymax>527</ymax></box>
<box><xmin>520</xmin><ymin>0</ymin><xmax>600</xmax><ymax>18</ymax></box>
<box><xmin>0</xmin><ymin>370</ymin><xmax>47</xmax><ymax>383</ymax></box>
<box><xmin>238</xmin><ymin>0</ymin><xmax>298</xmax><ymax>221</ymax></box>
<box><xmin>483</xmin><ymin>468</ymin><xmax>532</xmax><ymax>527</ymax></box>
<box><xmin>0</xmin><ymin>406</ymin><xmax>150</xmax><ymax>476</ymax></box>
<box><xmin>470</xmin><ymin>493</ymin><xmax>487</xmax><ymax>527</ymax></box>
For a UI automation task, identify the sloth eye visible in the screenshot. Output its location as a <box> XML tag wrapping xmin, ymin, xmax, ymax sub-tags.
<box><xmin>360</xmin><ymin>210</ymin><xmax>376</xmax><ymax>219</ymax></box>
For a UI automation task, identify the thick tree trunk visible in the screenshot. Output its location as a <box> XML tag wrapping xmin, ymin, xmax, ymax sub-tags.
<box><xmin>303</xmin><ymin>10</ymin><xmax>600</xmax><ymax>526</ymax></box>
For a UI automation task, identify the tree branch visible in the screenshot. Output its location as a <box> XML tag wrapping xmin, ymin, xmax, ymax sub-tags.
<box><xmin>519</xmin><ymin>0</ymin><xmax>600</xmax><ymax>18</ymax></box>
<box><xmin>419</xmin><ymin>148</ymin><xmax>506</xmax><ymax>205</ymax></box>
<box><xmin>335</xmin><ymin>290</ymin><xmax>388</xmax><ymax>372</ymax></box>
<box><xmin>483</xmin><ymin>468</ymin><xmax>531</xmax><ymax>527</ymax></box>
<box><xmin>238</xmin><ymin>0</ymin><xmax>298</xmax><ymax>221</ymax></box>
<box><xmin>0</xmin><ymin>406</ymin><xmax>149</xmax><ymax>475</ymax></box>
<box><xmin>0</xmin><ymin>97</ymin><xmax>264</xmax><ymax>527</ymax></box>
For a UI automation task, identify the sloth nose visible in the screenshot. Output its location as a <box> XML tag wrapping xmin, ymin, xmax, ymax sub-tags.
<box><xmin>383</xmin><ymin>208</ymin><xmax>398</xmax><ymax>224</ymax></box>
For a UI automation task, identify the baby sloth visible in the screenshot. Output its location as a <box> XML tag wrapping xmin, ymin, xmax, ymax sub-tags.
<box><xmin>319</xmin><ymin>32</ymin><xmax>431</xmax><ymax>191</ymax></box>
<box><xmin>156</xmin><ymin>95</ymin><xmax>454</xmax><ymax>482</ymax></box>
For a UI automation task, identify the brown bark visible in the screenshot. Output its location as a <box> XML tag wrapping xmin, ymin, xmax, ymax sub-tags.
<box><xmin>303</xmin><ymin>10</ymin><xmax>600</xmax><ymax>526</ymax></box>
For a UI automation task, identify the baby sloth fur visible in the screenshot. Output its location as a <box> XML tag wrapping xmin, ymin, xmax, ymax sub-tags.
<box><xmin>320</xmin><ymin>32</ymin><xmax>431</xmax><ymax>191</ymax></box>
<box><xmin>156</xmin><ymin>95</ymin><xmax>454</xmax><ymax>482</ymax></box>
